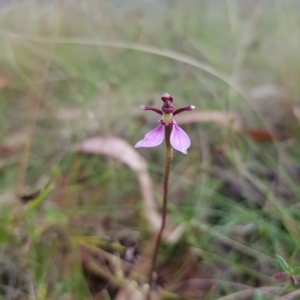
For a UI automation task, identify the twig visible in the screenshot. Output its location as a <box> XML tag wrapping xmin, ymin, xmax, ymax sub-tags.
<box><xmin>81</xmin><ymin>244</ymin><xmax>195</xmax><ymax>300</ymax></box>
<box><xmin>283</xmin><ymin>289</ymin><xmax>300</xmax><ymax>300</ymax></box>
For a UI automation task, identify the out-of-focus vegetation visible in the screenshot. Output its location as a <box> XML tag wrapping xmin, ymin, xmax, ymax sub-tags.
<box><xmin>1</xmin><ymin>0</ymin><xmax>300</xmax><ymax>299</ymax></box>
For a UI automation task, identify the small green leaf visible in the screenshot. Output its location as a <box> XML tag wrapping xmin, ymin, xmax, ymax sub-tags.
<box><xmin>292</xmin><ymin>266</ymin><xmax>300</xmax><ymax>275</ymax></box>
<box><xmin>24</xmin><ymin>185</ymin><xmax>54</xmax><ymax>213</ymax></box>
<box><xmin>276</xmin><ymin>255</ymin><xmax>289</xmax><ymax>272</ymax></box>
<box><xmin>252</xmin><ymin>289</ymin><xmax>262</xmax><ymax>300</ymax></box>
<box><xmin>45</xmin><ymin>206</ymin><xmax>68</xmax><ymax>225</ymax></box>
<box><xmin>103</xmin><ymin>291</ymin><xmax>111</xmax><ymax>300</ymax></box>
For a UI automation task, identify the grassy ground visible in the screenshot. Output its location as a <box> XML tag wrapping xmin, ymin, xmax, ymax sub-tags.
<box><xmin>1</xmin><ymin>0</ymin><xmax>300</xmax><ymax>299</ymax></box>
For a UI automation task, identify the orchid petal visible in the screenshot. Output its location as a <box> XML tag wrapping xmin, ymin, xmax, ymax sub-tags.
<box><xmin>173</xmin><ymin>105</ymin><xmax>195</xmax><ymax>116</ymax></box>
<box><xmin>134</xmin><ymin>124</ymin><xmax>165</xmax><ymax>148</ymax></box>
<box><xmin>141</xmin><ymin>105</ymin><xmax>163</xmax><ymax>115</ymax></box>
<box><xmin>170</xmin><ymin>124</ymin><xmax>191</xmax><ymax>154</ymax></box>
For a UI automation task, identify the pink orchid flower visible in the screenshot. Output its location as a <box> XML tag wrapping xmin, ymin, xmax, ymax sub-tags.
<box><xmin>135</xmin><ymin>93</ymin><xmax>195</xmax><ymax>154</ymax></box>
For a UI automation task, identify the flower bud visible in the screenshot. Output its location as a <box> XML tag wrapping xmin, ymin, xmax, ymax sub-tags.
<box><xmin>273</xmin><ymin>272</ymin><xmax>288</xmax><ymax>281</ymax></box>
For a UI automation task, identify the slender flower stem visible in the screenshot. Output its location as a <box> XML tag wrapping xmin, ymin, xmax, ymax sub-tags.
<box><xmin>147</xmin><ymin>125</ymin><xmax>173</xmax><ymax>300</ymax></box>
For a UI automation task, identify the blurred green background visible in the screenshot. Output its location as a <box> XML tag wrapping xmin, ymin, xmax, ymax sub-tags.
<box><xmin>1</xmin><ymin>0</ymin><xmax>300</xmax><ymax>299</ymax></box>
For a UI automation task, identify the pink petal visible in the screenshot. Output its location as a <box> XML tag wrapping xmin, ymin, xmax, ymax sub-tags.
<box><xmin>134</xmin><ymin>124</ymin><xmax>165</xmax><ymax>148</ymax></box>
<box><xmin>170</xmin><ymin>124</ymin><xmax>191</xmax><ymax>154</ymax></box>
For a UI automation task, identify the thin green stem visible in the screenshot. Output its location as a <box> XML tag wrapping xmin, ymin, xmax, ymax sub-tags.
<box><xmin>147</xmin><ymin>125</ymin><xmax>173</xmax><ymax>300</ymax></box>
<box><xmin>289</xmin><ymin>239</ymin><xmax>300</xmax><ymax>273</ymax></box>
